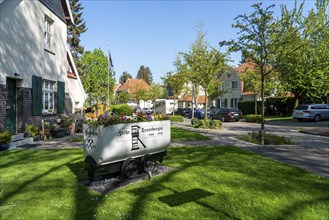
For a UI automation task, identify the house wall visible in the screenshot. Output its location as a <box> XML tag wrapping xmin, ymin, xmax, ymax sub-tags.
<box><xmin>215</xmin><ymin>69</ymin><xmax>242</xmax><ymax>108</ymax></box>
<box><xmin>0</xmin><ymin>0</ymin><xmax>74</xmax><ymax>133</ymax></box>
<box><xmin>0</xmin><ymin>0</ymin><xmax>67</xmax><ymax>87</ymax></box>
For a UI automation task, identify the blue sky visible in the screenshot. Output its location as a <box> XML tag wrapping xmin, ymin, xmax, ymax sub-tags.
<box><xmin>80</xmin><ymin>0</ymin><xmax>316</xmax><ymax>84</ymax></box>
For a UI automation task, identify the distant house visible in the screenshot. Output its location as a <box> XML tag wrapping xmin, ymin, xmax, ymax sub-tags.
<box><xmin>235</xmin><ymin>62</ymin><xmax>257</xmax><ymax>101</ymax></box>
<box><xmin>0</xmin><ymin>0</ymin><xmax>86</xmax><ymax>134</ymax></box>
<box><xmin>116</xmin><ymin>78</ymin><xmax>151</xmax><ymax>108</ymax></box>
<box><xmin>177</xmin><ymin>68</ymin><xmax>241</xmax><ymax>109</ymax></box>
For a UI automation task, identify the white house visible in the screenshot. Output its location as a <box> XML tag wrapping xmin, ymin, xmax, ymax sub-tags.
<box><xmin>0</xmin><ymin>0</ymin><xmax>86</xmax><ymax>134</ymax></box>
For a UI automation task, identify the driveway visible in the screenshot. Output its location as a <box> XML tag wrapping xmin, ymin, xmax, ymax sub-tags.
<box><xmin>172</xmin><ymin>119</ymin><xmax>329</xmax><ymax>179</ymax></box>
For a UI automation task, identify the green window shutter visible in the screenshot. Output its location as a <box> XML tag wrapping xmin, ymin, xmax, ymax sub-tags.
<box><xmin>32</xmin><ymin>75</ymin><xmax>42</xmax><ymax>116</ymax></box>
<box><xmin>57</xmin><ymin>81</ymin><xmax>65</xmax><ymax>113</ymax></box>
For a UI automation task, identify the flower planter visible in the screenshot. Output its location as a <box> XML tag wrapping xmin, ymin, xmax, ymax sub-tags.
<box><xmin>83</xmin><ymin>120</ymin><xmax>171</xmax><ymax>181</ymax></box>
<box><xmin>0</xmin><ymin>143</ymin><xmax>10</xmax><ymax>151</ymax></box>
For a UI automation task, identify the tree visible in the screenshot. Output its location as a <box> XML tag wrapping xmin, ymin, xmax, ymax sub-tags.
<box><xmin>80</xmin><ymin>49</ymin><xmax>110</xmax><ymax>117</ymax></box>
<box><xmin>220</xmin><ymin>3</ymin><xmax>293</xmax><ymax>145</ymax></box>
<box><xmin>163</xmin><ymin>71</ymin><xmax>186</xmax><ymax>115</ymax></box>
<box><xmin>136</xmin><ymin>65</ymin><xmax>153</xmax><ymax>85</ymax></box>
<box><xmin>67</xmin><ymin>0</ymin><xmax>87</xmax><ymax>73</ymax></box>
<box><xmin>119</xmin><ymin>71</ymin><xmax>132</xmax><ymax>85</ymax></box>
<box><xmin>177</xmin><ymin>25</ymin><xmax>227</xmax><ymax>119</ymax></box>
<box><xmin>273</xmin><ymin>0</ymin><xmax>329</xmax><ymax>107</ymax></box>
<box><xmin>116</xmin><ymin>91</ymin><xmax>130</xmax><ymax>104</ymax></box>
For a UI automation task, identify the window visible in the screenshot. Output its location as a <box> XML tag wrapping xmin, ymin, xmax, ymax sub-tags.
<box><xmin>44</xmin><ymin>16</ymin><xmax>53</xmax><ymax>50</ymax></box>
<box><xmin>232</xmin><ymin>81</ymin><xmax>238</xmax><ymax>89</ymax></box>
<box><xmin>43</xmin><ymin>80</ymin><xmax>55</xmax><ymax>113</ymax></box>
<box><xmin>231</xmin><ymin>98</ymin><xmax>238</xmax><ymax>108</ymax></box>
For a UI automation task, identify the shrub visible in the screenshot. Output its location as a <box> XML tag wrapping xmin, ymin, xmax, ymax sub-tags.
<box><xmin>191</xmin><ymin>119</ymin><xmax>222</xmax><ymax>129</ymax></box>
<box><xmin>25</xmin><ymin>124</ymin><xmax>39</xmax><ymax>137</ymax></box>
<box><xmin>0</xmin><ymin>131</ymin><xmax>12</xmax><ymax>144</ymax></box>
<box><xmin>244</xmin><ymin>115</ymin><xmax>262</xmax><ymax>123</ymax></box>
<box><xmin>191</xmin><ymin>118</ymin><xmax>201</xmax><ymax>128</ymax></box>
<box><xmin>111</xmin><ymin>104</ymin><xmax>132</xmax><ymax>116</ymax></box>
<box><xmin>63</xmin><ymin>116</ymin><xmax>74</xmax><ymax>129</ymax></box>
<box><xmin>168</xmin><ymin>115</ymin><xmax>184</xmax><ymax>122</ymax></box>
<box><xmin>238</xmin><ymin>131</ymin><xmax>294</xmax><ymax>145</ymax></box>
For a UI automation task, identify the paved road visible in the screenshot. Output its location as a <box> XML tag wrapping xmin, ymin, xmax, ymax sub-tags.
<box><xmin>172</xmin><ymin>119</ymin><xmax>329</xmax><ymax>179</ymax></box>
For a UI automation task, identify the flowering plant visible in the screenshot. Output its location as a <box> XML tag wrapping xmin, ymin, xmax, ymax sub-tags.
<box><xmin>84</xmin><ymin>113</ymin><xmax>168</xmax><ymax>127</ymax></box>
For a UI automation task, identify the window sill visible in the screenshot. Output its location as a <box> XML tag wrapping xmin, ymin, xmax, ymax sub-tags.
<box><xmin>44</xmin><ymin>48</ymin><xmax>55</xmax><ymax>55</ymax></box>
<box><xmin>42</xmin><ymin>112</ymin><xmax>57</xmax><ymax>116</ymax></box>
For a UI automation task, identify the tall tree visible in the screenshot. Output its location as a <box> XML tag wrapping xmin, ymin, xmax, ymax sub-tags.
<box><xmin>177</xmin><ymin>25</ymin><xmax>227</xmax><ymax>119</ymax></box>
<box><xmin>136</xmin><ymin>65</ymin><xmax>153</xmax><ymax>85</ymax></box>
<box><xmin>67</xmin><ymin>0</ymin><xmax>87</xmax><ymax>73</ymax></box>
<box><xmin>119</xmin><ymin>71</ymin><xmax>132</xmax><ymax>85</ymax></box>
<box><xmin>273</xmin><ymin>0</ymin><xmax>329</xmax><ymax>107</ymax></box>
<box><xmin>220</xmin><ymin>3</ymin><xmax>293</xmax><ymax>145</ymax></box>
<box><xmin>116</xmin><ymin>91</ymin><xmax>130</xmax><ymax>104</ymax></box>
<box><xmin>80</xmin><ymin>49</ymin><xmax>110</xmax><ymax>117</ymax></box>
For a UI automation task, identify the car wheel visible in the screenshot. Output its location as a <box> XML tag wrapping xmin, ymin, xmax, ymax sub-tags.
<box><xmin>314</xmin><ymin>115</ymin><xmax>321</xmax><ymax>122</ymax></box>
<box><xmin>297</xmin><ymin>118</ymin><xmax>303</xmax><ymax>122</ymax></box>
<box><xmin>221</xmin><ymin>116</ymin><xmax>225</xmax><ymax>122</ymax></box>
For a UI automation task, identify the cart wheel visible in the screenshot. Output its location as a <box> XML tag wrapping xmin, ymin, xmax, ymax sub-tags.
<box><xmin>141</xmin><ymin>154</ymin><xmax>156</xmax><ymax>173</ymax></box>
<box><xmin>85</xmin><ymin>156</ymin><xmax>96</xmax><ymax>182</ymax></box>
<box><xmin>121</xmin><ymin>158</ymin><xmax>139</xmax><ymax>179</ymax></box>
<box><xmin>88</xmin><ymin>168</ymin><xmax>95</xmax><ymax>181</ymax></box>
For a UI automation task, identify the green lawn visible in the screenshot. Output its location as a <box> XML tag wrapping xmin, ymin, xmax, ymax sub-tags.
<box><xmin>68</xmin><ymin>126</ymin><xmax>211</xmax><ymax>142</ymax></box>
<box><xmin>1</xmin><ymin>147</ymin><xmax>328</xmax><ymax>220</ymax></box>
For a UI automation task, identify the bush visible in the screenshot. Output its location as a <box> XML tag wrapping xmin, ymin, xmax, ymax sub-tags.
<box><xmin>0</xmin><ymin>130</ymin><xmax>12</xmax><ymax>144</ymax></box>
<box><xmin>111</xmin><ymin>104</ymin><xmax>132</xmax><ymax>116</ymax></box>
<box><xmin>167</xmin><ymin>115</ymin><xmax>184</xmax><ymax>122</ymax></box>
<box><xmin>244</xmin><ymin>115</ymin><xmax>262</xmax><ymax>123</ymax></box>
<box><xmin>25</xmin><ymin>124</ymin><xmax>39</xmax><ymax>137</ymax></box>
<box><xmin>238</xmin><ymin>131</ymin><xmax>294</xmax><ymax>145</ymax></box>
<box><xmin>63</xmin><ymin>116</ymin><xmax>74</xmax><ymax>129</ymax></box>
<box><xmin>191</xmin><ymin>119</ymin><xmax>222</xmax><ymax>129</ymax></box>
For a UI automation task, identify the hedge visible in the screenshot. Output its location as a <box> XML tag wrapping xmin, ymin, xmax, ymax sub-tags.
<box><xmin>111</xmin><ymin>104</ymin><xmax>132</xmax><ymax>116</ymax></box>
<box><xmin>191</xmin><ymin>118</ymin><xmax>222</xmax><ymax>129</ymax></box>
<box><xmin>244</xmin><ymin>115</ymin><xmax>262</xmax><ymax>123</ymax></box>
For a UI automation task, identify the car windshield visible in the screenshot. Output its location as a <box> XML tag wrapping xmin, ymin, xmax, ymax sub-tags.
<box><xmin>295</xmin><ymin>105</ymin><xmax>308</xmax><ymax>110</ymax></box>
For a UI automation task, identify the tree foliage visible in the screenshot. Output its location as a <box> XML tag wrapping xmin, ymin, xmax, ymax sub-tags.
<box><xmin>176</xmin><ymin>25</ymin><xmax>227</xmax><ymax>118</ymax></box>
<box><xmin>67</xmin><ymin>0</ymin><xmax>87</xmax><ymax>73</ymax></box>
<box><xmin>136</xmin><ymin>65</ymin><xmax>153</xmax><ymax>85</ymax></box>
<box><xmin>80</xmin><ymin>49</ymin><xmax>111</xmax><ymax>116</ymax></box>
<box><xmin>116</xmin><ymin>91</ymin><xmax>130</xmax><ymax>104</ymax></box>
<box><xmin>119</xmin><ymin>71</ymin><xmax>132</xmax><ymax>85</ymax></box>
<box><xmin>273</xmin><ymin>0</ymin><xmax>329</xmax><ymax>107</ymax></box>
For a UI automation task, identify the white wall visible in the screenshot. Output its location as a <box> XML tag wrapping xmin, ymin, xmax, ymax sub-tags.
<box><xmin>0</xmin><ymin>0</ymin><xmax>67</xmax><ymax>90</ymax></box>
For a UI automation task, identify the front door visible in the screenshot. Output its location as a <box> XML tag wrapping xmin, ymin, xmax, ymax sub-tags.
<box><xmin>6</xmin><ymin>78</ymin><xmax>17</xmax><ymax>134</ymax></box>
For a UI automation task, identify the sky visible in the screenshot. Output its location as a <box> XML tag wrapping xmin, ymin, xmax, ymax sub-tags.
<box><xmin>80</xmin><ymin>0</ymin><xmax>316</xmax><ymax>84</ymax></box>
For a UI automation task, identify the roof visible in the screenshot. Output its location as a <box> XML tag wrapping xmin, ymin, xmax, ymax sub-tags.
<box><xmin>179</xmin><ymin>95</ymin><xmax>208</xmax><ymax>104</ymax></box>
<box><xmin>117</xmin><ymin>78</ymin><xmax>150</xmax><ymax>94</ymax></box>
<box><xmin>235</xmin><ymin>62</ymin><xmax>256</xmax><ymax>73</ymax></box>
<box><xmin>39</xmin><ymin>0</ymin><xmax>74</xmax><ymax>24</ymax></box>
<box><xmin>113</xmin><ymin>83</ymin><xmax>121</xmax><ymax>92</ymax></box>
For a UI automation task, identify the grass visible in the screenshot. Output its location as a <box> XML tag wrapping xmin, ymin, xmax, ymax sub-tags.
<box><xmin>0</xmin><ymin>147</ymin><xmax>328</xmax><ymax>220</ymax></box>
<box><xmin>67</xmin><ymin>126</ymin><xmax>210</xmax><ymax>142</ymax></box>
<box><xmin>171</xmin><ymin>126</ymin><xmax>211</xmax><ymax>141</ymax></box>
<box><xmin>265</xmin><ymin>116</ymin><xmax>293</xmax><ymax>121</ymax></box>
<box><xmin>238</xmin><ymin>131</ymin><xmax>294</xmax><ymax>145</ymax></box>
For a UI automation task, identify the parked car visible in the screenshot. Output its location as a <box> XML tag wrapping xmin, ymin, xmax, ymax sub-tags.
<box><xmin>188</xmin><ymin>109</ymin><xmax>212</xmax><ymax>119</ymax></box>
<box><xmin>292</xmin><ymin>104</ymin><xmax>329</xmax><ymax>122</ymax></box>
<box><xmin>141</xmin><ymin>107</ymin><xmax>153</xmax><ymax>115</ymax></box>
<box><xmin>210</xmin><ymin>108</ymin><xmax>242</xmax><ymax>122</ymax></box>
<box><xmin>174</xmin><ymin>108</ymin><xmax>191</xmax><ymax>117</ymax></box>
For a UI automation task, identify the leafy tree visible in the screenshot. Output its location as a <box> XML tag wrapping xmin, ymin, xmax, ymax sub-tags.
<box><xmin>116</xmin><ymin>91</ymin><xmax>130</xmax><ymax>104</ymax></box>
<box><xmin>80</xmin><ymin>49</ymin><xmax>111</xmax><ymax>117</ymax></box>
<box><xmin>274</xmin><ymin>0</ymin><xmax>329</xmax><ymax>107</ymax></box>
<box><xmin>163</xmin><ymin>71</ymin><xmax>186</xmax><ymax>115</ymax></box>
<box><xmin>119</xmin><ymin>71</ymin><xmax>132</xmax><ymax>85</ymax></box>
<box><xmin>136</xmin><ymin>65</ymin><xmax>153</xmax><ymax>85</ymax></box>
<box><xmin>220</xmin><ymin>3</ymin><xmax>294</xmax><ymax>145</ymax></box>
<box><xmin>177</xmin><ymin>25</ymin><xmax>227</xmax><ymax>119</ymax></box>
<box><xmin>67</xmin><ymin>0</ymin><xmax>87</xmax><ymax>73</ymax></box>
<box><xmin>133</xmin><ymin>82</ymin><xmax>149</xmax><ymax>107</ymax></box>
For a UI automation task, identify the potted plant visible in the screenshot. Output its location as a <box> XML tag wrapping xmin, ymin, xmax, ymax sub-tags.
<box><xmin>25</xmin><ymin>124</ymin><xmax>39</xmax><ymax>140</ymax></box>
<box><xmin>63</xmin><ymin>115</ymin><xmax>74</xmax><ymax>136</ymax></box>
<box><xmin>0</xmin><ymin>130</ymin><xmax>12</xmax><ymax>151</ymax></box>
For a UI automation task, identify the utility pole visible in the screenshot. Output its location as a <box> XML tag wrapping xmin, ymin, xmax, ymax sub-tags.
<box><xmin>107</xmin><ymin>46</ymin><xmax>114</xmax><ymax>106</ymax></box>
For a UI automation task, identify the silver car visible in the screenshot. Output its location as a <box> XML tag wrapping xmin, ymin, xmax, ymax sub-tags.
<box><xmin>293</xmin><ymin>104</ymin><xmax>329</xmax><ymax>122</ymax></box>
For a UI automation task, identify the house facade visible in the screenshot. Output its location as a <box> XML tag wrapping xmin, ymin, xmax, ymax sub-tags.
<box><xmin>0</xmin><ymin>0</ymin><xmax>86</xmax><ymax>134</ymax></box>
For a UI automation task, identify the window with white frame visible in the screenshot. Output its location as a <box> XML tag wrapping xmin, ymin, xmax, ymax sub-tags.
<box><xmin>44</xmin><ymin>15</ymin><xmax>53</xmax><ymax>50</ymax></box>
<box><xmin>232</xmin><ymin>81</ymin><xmax>238</xmax><ymax>89</ymax></box>
<box><xmin>43</xmin><ymin>80</ymin><xmax>55</xmax><ymax>113</ymax></box>
<box><xmin>231</xmin><ymin>98</ymin><xmax>238</xmax><ymax>108</ymax></box>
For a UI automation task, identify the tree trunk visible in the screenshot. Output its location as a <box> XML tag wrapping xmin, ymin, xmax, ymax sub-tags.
<box><xmin>254</xmin><ymin>96</ymin><xmax>258</xmax><ymax>115</ymax></box>
<box><xmin>293</xmin><ymin>97</ymin><xmax>299</xmax><ymax>109</ymax></box>
<box><xmin>260</xmin><ymin>72</ymin><xmax>265</xmax><ymax>145</ymax></box>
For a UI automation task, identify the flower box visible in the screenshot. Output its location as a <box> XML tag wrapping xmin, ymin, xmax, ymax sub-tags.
<box><xmin>83</xmin><ymin>120</ymin><xmax>171</xmax><ymax>181</ymax></box>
